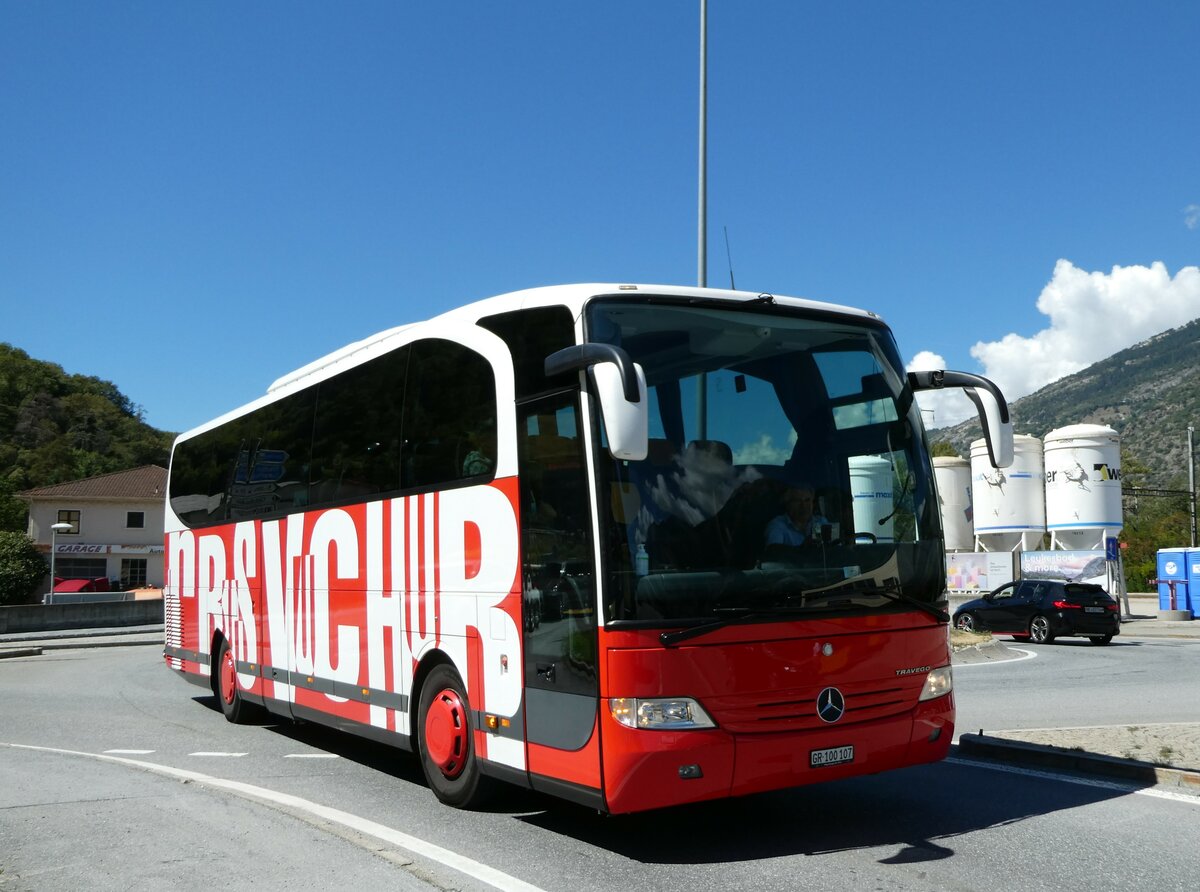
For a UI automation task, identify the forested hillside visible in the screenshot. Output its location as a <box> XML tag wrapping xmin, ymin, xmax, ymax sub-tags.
<box><xmin>0</xmin><ymin>343</ymin><xmax>174</xmax><ymax>530</ymax></box>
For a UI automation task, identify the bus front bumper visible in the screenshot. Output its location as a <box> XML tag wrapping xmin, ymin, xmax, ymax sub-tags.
<box><xmin>601</xmin><ymin>693</ymin><xmax>954</xmax><ymax>814</ymax></box>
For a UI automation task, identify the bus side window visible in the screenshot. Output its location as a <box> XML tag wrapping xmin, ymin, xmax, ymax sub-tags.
<box><xmin>310</xmin><ymin>346</ymin><xmax>408</xmax><ymax>506</ymax></box>
<box><xmin>402</xmin><ymin>339</ymin><xmax>497</xmax><ymax>491</ymax></box>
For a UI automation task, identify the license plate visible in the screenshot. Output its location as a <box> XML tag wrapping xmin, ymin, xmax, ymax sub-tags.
<box><xmin>1084</xmin><ymin>606</ymin><xmax>1105</xmax><ymax>614</ymax></box>
<box><xmin>811</xmin><ymin>745</ymin><xmax>854</xmax><ymax>767</ymax></box>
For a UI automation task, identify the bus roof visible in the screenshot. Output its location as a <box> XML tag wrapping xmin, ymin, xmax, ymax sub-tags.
<box><xmin>267</xmin><ymin>283</ymin><xmax>877</xmax><ymax>394</ymax></box>
<box><xmin>174</xmin><ymin>283</ymin><xmax>879</xmax><ymax>442</ymax></box>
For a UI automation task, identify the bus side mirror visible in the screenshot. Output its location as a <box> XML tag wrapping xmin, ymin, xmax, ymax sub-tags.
<box><xmin>908</xmin><ymin>369</ymin><xmax>1014</xmax><ymax>468</ymax></box>
<box><xmin>545</xmin><ymin>344</ymin><xmax>649</xmax><ymax>461</ymax></box>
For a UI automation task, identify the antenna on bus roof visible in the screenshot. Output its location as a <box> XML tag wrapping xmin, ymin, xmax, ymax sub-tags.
<box><xmin>723</xmin><ymin>225</ymin><xmax>735</xmax><ymax>290</ymax></box>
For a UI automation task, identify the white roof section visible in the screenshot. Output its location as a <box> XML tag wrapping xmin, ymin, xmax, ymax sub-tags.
<box><xmin>178</xmin><ymin>283</ymin><xmax>879</xmax><ymax>443</ymax></box>
<box><xmin>267</xmin><ymin>283</ymin><xmax>877</xmax><ymax>391</ymax></box>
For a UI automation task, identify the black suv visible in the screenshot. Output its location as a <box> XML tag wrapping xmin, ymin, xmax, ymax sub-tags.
<box><xmin>953</xmin><ymin>579</ymin><xmax>1120</xmax><ymax>645</ymax></box>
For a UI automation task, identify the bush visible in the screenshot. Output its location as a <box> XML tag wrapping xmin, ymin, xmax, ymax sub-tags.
<box><xmin>0</xmin><ymin>531</ymin><xmax>49</xmax><ymax>605</ymax></box>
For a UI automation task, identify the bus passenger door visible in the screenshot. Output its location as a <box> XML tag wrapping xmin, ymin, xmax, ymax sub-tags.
<box><xmin>517</xmin><ymin>394</ymin><xmax>603</xmax><ymax>805</ymax></box>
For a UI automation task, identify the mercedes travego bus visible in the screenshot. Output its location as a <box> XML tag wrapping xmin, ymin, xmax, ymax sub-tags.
<box><xmin>163</xmin><ymin>283</ymin><xmax>1013</xmax><ymax>814</ymax></box>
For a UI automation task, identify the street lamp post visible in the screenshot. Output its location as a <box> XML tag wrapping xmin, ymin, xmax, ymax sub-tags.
<box><xmin>1189</xmin><ymin>425</ymin><xmax>1196</xmax><ymax>548</ymax></box>
<box><xmin>47</xmin><ymin>522</ymin><xmax>73</xmax><ymax>603</ymax></box>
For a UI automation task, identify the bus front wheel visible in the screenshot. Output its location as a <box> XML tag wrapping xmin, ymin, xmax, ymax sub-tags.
<box><xmin>215</xmin><ymin>636</ymin><xmax>253</xmax><ymax>724</ymax></box>
<box><xmin>417</xmin><ymin>664</ymin><xmax>493</xmax><ymax>808</ymax></box>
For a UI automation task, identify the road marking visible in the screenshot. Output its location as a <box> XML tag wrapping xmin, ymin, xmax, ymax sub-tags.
<box><xmin>104</xmin><ymin>749</ymin><xmax>155</xmax><ymax>754</ymax></box>
<box><xmin>3</xmin><ymin>742</ymin><xmax>548</xmax><ymax>892</ymax></box>
<box><xmin>953</xmin><ymin>647</ymin><xmax>1038</xmax><ymax>667</ymax></box>
<box><xmin>284</xmin><ymin>753</ymin><xmax>340</xmax><ymax>759</ymax></box>
<box><xmin>189</xmin><ymin>751</ymin><xmax>248</xmax><ymax>757</ymax></box>
<box><xmin>946</xmin><ymin>756</ymin><xmax>1200</xmax><ymax>806</ymax></box>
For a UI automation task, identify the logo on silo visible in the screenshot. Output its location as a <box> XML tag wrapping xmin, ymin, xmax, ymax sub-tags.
<box><xmin>1093</xmin><ymin>462</ymin><xmax>1121</xmax><ymax>481</ymax></box>
<box><xmin>982</xmin><ymin>469</ymin><xmax>1006</xmax><ymax>493</ymax></box>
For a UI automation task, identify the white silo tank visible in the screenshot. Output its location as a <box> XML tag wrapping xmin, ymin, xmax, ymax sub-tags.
<box><xmin>933</xmin><ymin>456</ymin><xmax>973</xmax><ymax>552</ymax></box>
<box><xmin>1044</xmin><ymin>424</ymin><xmax>1123</xmax><ymax>550</ymax></box>
<box><xmin>971</xmin><ymin>434</ymin><xmax>1045</xmax><ymax>552</ymax></box>
<box><xmin>849</xmin><ymin>455</ymin><xmax>894</xmax><ymax>543</ymax></box>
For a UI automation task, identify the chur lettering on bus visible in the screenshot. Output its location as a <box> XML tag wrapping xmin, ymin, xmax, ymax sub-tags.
<box><xmin>167</xmin><ymin>481</ymin><xmax>522</xmax><ymax>766</ymax></box>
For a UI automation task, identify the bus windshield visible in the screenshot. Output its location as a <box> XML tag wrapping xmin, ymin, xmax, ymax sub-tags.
<box><xmin>588</xmin><ymin>297</ymin><xmax>944</xmax><ymax>626</ymax></box>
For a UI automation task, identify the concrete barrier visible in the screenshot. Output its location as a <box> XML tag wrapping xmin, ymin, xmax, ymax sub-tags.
<box><xmin>0</xmin><ymin>599</ymin><xmax>164</xmax><ymax>634</ymax></box>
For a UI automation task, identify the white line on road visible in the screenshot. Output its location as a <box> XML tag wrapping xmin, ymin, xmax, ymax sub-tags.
<box><xmin>3</xmin><ymin>742</ymin><xmax>548</xmax><ymax>892</ymax></box>
<box><xmin>284</xmin><ymin>753</ymin><xmax>340</xmax><ymax>759</ymax></box>
<box><xmin>189</xmin><ymin>751</ymin><xmax>248</xmax><ymax>757</ymax></box>
<box><xmin>946</xmin><ymin>756</ymin><xmax>1200</xmax><ymax>806</ymax></box>
<box><xmin>103</xmin><ymin>749</ymin><xmax>155</xmax><ymax>754</ymax></box>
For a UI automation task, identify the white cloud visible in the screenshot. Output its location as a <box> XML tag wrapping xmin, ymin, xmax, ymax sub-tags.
<box><xmin>1186</xmin><ymin>204</ymin><xmax>1200</xmax><ymax>230</ymax></box>
<box><xmin>911</xmin><ymin>260</ymin><xmax>1200</xmax><ymax>428</ymax></box>
<box><xmin>907</xmin><ymin>350</ymin><xmax>985</xmax><ymax>431</ymax></box>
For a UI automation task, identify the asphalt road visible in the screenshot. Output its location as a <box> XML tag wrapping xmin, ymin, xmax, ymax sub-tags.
<box><xmin>953</xmin><ymin>629</ymin><xmax>1200</xmax><ymax>737</ymax></box>
<box><xmin>2</xmin><ymin>641</ymin><xmax>1199</xmax><ymax>892</ymax></box>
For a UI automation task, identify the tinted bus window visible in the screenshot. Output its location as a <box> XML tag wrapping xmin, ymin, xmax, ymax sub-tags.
<box><xmin>402</xmin><ymin>339</ymin><xmax>497</xmax><ymax>490</ymax></box>
<box><xmin>479</xmin><ymin>305</ymin><xmax>576</xmax><ymax>399</ymax></box>
<box><xmin>169</xmin><ymin>386</ymin><xmax>316</xmax><ymax>526</ymax></box>
<box><xmin>310</xmin><ymin>346</ymin><xmax>409</xmax><ymax>505</ymax></box>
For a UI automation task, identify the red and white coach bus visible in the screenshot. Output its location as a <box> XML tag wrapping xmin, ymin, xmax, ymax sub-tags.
<box><xmin>164</xmin><ymin>283</ymin><xmax>1013</xmax><ymax>814</ymax></box>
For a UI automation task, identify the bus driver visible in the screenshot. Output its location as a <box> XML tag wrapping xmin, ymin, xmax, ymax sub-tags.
<box><xmin>764</xmin><ymin>483</ymin><xmax>829</xmax><ymax>548</ymax></box>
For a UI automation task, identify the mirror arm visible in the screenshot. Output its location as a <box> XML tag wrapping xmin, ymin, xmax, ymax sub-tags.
<box><xmin>545</xmin><ymin>343</ymin><xmax>641</xmax><ymax>403</ymax></box>
<box><xmin>907</xmin><ymin>370</ymin><xmax>1010</xmax><ymax>424</ymax></box>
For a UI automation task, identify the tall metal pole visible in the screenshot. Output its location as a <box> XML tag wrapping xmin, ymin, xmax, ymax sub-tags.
<box><xmin>1189</xmin><ymin>425</ymin><xmax>1196</xmax><ymax>548</ymax></box>
<box><xmin>47</xmin><ymin>521</ymin><xmax>72</xmax><ymax>603</ymax></box>
<box><xmin>49</xmin><ymin>525</ymin><xmax>58</xmax><ymax>602</ymax></box>
<box><xmin>698</xmin><ymin>0</ymin><xmax>707</xmax><ymax>289</ymax></box>
<box><xmin>695</xmin><ymin>0</ymin><xmax>709</xmax><ymax>439</ymax></box>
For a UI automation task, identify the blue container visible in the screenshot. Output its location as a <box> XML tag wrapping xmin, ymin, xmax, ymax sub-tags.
<box><xmin>1186</xmin><ymin>548</ymin><xmax>1200</xmax><ymax>613</ymax></box>
<box><xmin>1156</xmin><ymin>548</ymin><xmax>1189</xmax><ymax>611</ymax></box>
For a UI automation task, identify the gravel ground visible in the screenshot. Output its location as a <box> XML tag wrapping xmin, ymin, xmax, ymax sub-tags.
<box><xmin>988</xmin><ymin>723</ymin><xmax>1200</xmax><ymax>772</ymax></box>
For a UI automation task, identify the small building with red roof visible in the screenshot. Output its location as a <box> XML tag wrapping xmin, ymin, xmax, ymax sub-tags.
<box><xmin>20</xmin><ymin>466</ymin><xmax>166</xmax><ymax>597</ymax></box>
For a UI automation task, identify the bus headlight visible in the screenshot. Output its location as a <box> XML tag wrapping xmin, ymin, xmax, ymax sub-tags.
<box><xmin>610</xmin><ymin>697</ymin><xmax>716</xmax><ymax>730</ymax></box>
<box><xmin>917</xmin><ymin>666</ymin><xmax>953</xmax><ymax>701</ymax></box>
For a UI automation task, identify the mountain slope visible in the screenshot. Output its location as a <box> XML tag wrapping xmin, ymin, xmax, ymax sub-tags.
<box><xmin>929</xmin><ymin>317</ymin><xmax>1200</xmax><ymax>489</ymax></box>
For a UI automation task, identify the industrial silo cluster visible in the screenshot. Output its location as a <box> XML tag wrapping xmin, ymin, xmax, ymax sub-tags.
<box><xmin>938</xmin><ymin>424</ymin><xmax>1126</xmax><ymax>601</ymax></box>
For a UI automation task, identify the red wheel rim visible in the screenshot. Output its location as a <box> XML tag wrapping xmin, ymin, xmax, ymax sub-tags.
<box><xmin>220</xmin><ymin>646</ymin><xmax>237</xmax><ymax>706</ymax></box>
<box><xmin>425</xmin><ymin>688</ymin><xmax>468</xmax><ymax>778</ymax></box>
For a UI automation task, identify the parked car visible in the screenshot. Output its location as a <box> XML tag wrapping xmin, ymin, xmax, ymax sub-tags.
<box><xmin>953</xmin><ymin>579</ymin><xmax>1120</xmax><ymax>645</ymax></box>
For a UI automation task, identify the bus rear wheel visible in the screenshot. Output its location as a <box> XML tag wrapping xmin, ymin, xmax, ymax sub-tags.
<box><xmin>417</xmin><ymin>665</ymin><xmax>493</xmax><ymax>809</ymax></box>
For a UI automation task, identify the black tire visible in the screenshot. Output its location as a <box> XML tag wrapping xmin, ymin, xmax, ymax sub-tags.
<box><xmin>417</xmin><ymin>664</ymin><xmax>493</xmax><ymax>808</ymax></box>
<box><xmin>215</xmin><ymin>636</ymin><xmax>255</xmax><ymax>724</ymax></box>
<box><xmin>954</xmin><ymin>613</ymin><xmax>977</xmax><ymax>633</ymax></box>
<box><xmin>1029</xmin><ymin>615</ymin><xmax>1055</xmax><ymax>644</ymax></box>
<box><xmin>1089</xmin><ymin>634</ymin><xmax>1115</xmax><ymax>646</ymax></box>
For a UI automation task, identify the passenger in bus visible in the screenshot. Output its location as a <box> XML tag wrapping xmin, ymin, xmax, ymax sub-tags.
<box><xmin>461</xmin><ymin>419</ymin><xmax>496</xmax><ymax>477</ymax></box>
<box><xmin>764</xmin><ymin>483</ymin><xmax>829</xmax><ymax>549</ymax></box>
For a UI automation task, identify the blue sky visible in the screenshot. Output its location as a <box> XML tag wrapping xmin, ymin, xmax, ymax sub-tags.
<box><xmin>3</xmin><ymin>1</ymin><xmax>1198</xmax><ymax>435</ymax></box>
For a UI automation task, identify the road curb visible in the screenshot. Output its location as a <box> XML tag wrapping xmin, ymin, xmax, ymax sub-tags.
<box><xmin>0</xmin><ymin>647</ymin><xmax>44</xmax><ymax>659</ymax></box>
<box><xmin>957</xmin><ymin>733</ymin><xmax>1200</xmax><ymax>793</ymax></box>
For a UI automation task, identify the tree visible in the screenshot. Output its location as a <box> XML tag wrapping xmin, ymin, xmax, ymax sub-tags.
<box><xmin>1119</xmin><ymin>448</ymin><xmax>1191</xmax><ymax>593</ymax></box>
<box><xmin>0</xmin><ymin>531</ymin><xmax>49</xmax><ymax>606</ymax></box>
<box><xmin>929</xmin><ymin>441</ymin><xmax>962</xmax><ymax>458</ymax></box>
<box><xmin>0</xmin><ymin>341</ymin><xmax>174</xmax><ymax>532</ymax></box>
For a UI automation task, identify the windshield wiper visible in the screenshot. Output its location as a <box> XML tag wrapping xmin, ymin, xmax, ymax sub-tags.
<box><xmin>659</xmin><ymin>602</ymin><xmax>807</xmax><ymax>647</ymax></box>
<box><xmin>806</xmin><ymin>579</ymin><xmax>949</xmax><ymax>623</ymax></box>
